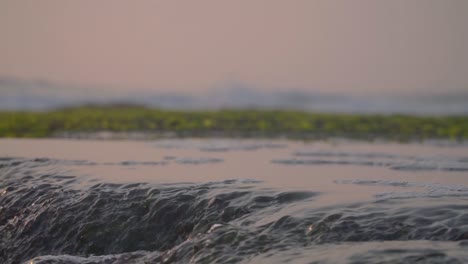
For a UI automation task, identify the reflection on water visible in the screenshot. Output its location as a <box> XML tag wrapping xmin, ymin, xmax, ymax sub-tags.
<box><xmin>1</xmin><ymin>139</ymin><xmax>468</xmax><ymax>263</ymax></box>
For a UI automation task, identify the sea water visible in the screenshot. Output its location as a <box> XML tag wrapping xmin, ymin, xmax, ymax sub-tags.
<box><xmin>1</xmin><ymin>139</ymin><xmax>468</xmax><ymax>263</ymax></box>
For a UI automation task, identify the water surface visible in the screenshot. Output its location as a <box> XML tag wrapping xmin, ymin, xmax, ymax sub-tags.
<box><xmin>1</xmin><ymin>139</ymin><xmax>467</xmax><ymax>263</ymax></box>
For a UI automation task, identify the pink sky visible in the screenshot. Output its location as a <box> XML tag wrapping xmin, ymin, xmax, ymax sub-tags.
<box><xmin>1</xmin><ymin>0</ymin><xmax>467</xmax><ymax>94</ymax></box>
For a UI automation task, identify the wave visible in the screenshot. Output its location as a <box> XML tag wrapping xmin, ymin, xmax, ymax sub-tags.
<box><xmin>1</xmin><ymin>158</ymin><xmax>468</xmax><ymax>263</ymax></box>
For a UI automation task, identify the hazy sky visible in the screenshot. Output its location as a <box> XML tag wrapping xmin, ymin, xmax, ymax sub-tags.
<box><xmin>1</xmin><ymin>0</ymin><xmax>467</xmax><ymax>94</ymax></box>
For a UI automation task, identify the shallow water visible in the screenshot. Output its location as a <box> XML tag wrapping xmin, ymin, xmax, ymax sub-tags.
<box><xmin>1</xmin><ymin>139</ymin><xmax>468</xmax><ymax>263</ymax></box>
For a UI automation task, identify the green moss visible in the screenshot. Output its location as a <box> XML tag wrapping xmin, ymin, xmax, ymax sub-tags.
<box><xmin>0</xmin><ymin>105</ymin><xmax>467</xmax><ymax>141</ymax></box>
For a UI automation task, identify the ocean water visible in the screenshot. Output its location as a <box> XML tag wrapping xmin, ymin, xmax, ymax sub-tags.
<box><xmin>1</xmin><ymin>78</ymin><xmax>468</xmax><ymax>115</ymax></box>
<box><xmin>1</xmin><ymin>139</ymin><xmax>468</xmax><ymax>263</ymax></box>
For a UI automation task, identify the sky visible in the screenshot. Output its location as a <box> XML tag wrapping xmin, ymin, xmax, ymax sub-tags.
<box><xmin>1</xmin><ymin>0</ymin><xmax>467</xmax><ymax>95</ymax></box>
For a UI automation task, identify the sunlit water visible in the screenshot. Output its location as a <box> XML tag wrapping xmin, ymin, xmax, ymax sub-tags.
<box><xmin>1</xmin><ymin>139</ymin><xmax>468</xmax><ymax>263</ymax></box>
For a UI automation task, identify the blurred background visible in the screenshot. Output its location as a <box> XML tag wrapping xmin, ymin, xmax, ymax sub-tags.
<box><xmin>1</xmin><ymin>0</ymin><xmax>467</xmax><ymax>115</ymax></box>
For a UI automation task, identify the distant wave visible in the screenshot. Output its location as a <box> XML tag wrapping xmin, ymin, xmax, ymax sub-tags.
<box><xmin>1</xmin><ymin>77</ymin><xmax>468</xmax><ymax>115</ymax></box>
